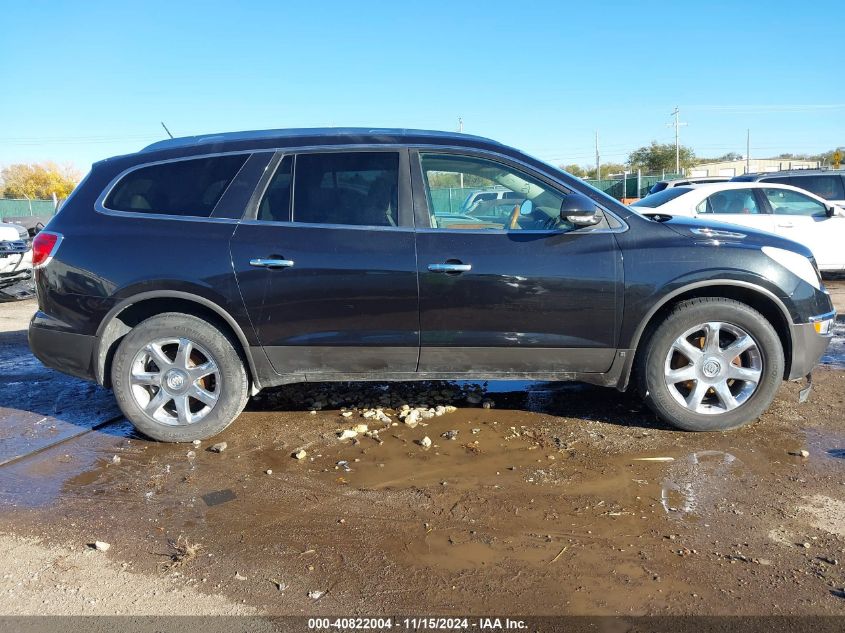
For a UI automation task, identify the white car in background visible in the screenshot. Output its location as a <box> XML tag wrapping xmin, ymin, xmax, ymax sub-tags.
<box><xmin>0</xmin><ymin>220</ymin><xmax>34</xmax><ymax>300</ymax></box>
<box><xmin>632</xmin><ymin>182</ymin><xmax>845</xmax><ymax>272</ymax></box>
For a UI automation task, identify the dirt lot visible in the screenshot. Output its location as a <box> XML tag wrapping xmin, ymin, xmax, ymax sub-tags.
<box><xmin>1</xmin><ymin>287</ymin><xmax>845</xmax><ymax>619</ymax></box>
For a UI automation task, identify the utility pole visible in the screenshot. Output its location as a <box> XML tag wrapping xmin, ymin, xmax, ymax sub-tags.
<box><xmin>595</xmin><ymin>130</ymin><xmax>600</xmax><ymax>180</ymax></box>
<box><xmin>746</xmin><ymin>129</ymin><xmax>751</xmax><ymax>174</ymax></box>
<box><xmin>667</xmin><ymin>106</ymin><xmax>687</xmax><ymax>174</ymax></box>
<box><xmin>458</xmin><ymin>117</ymin><xmax>464</xmax><ymax>188</ymax></box>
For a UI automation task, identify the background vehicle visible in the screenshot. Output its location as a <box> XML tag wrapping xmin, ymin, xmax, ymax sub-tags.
<box><xmin>28</xmin><ymin>129</ymin><xmax>834</xmax><ymax>442</ymax></box>
<box><xmin>648</xmin><ymin>176</ymin><xmax>730</xmax><ymax>195</ymax></box>
<box><xmin>732</xmin><ymin>170</ymin><xmax>845</xmax><ymax>207</ymax></box>
<box><xmin>460</xmin><ymin>188</ymin><xmax>523</xmax><ymax>212</ymax></box>
<box><xmin>633</xmin><ymin>182</ymin><xmax>845</xmax><ymax>272</ymax></box>
<box><xmin>0</xmin><ymin>220</ymin><xmax>34</xmax><ymax>301</ymax></box>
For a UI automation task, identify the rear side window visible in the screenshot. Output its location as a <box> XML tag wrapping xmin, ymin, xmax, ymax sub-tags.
<box><xmin>292</xmin><ymin>152</ymin><xmax>399</xmax><ymax>227</ymax></box>
<box><xmin>105</xmin><ymin>155</ymin><xmax>248</xmax><ymax>217</ymax></box>
<box><xmin>631</xmin><ymin>187</ymin><xmax>691</xmax><ymax>207</ymax></box>
<box><xmin>762</xmin><ymin>175</ymin><xmax>845</xmax><ymax>201</ymax></box>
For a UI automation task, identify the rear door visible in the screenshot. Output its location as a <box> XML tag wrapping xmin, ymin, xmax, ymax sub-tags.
<box><xmin>230</xmin><ymin>149</ymin><xmax>420</xmax><ymax>376</ymax></box>
<box><xmin>758</xmin><ymin>187</ymin><xmax>845</xmax><ymax>271</ymax></box>
<box><xmin>693</xmin><ymin>188</ymin><xmax>776</xmax><ymax>234</ymax></box>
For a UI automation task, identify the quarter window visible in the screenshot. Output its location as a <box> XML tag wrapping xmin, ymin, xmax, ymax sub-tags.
<box><xmin>419</xmin><ymin>153</ymin><xmax>572</xmax><ymax>231</ymax></box>
<box><xmin>699</xmin><ymin>190</ymin><xmax>761</xmax><ymax>214</ymax></box>
<box><xmin>292</xmin><ymin>152</ymin><xmax>399</xmax><ymax>227</ymax></box>
<box><xmin>105</xmin><ymin>155</ymin><xmax>247</xmax><ymax>217</ymax></box>
<box><xmin>761</xmin><ymin>188</ymin><xmax>828</xmax><ymax>217</ymax></box>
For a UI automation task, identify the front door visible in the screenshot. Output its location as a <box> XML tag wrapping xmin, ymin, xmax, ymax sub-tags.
<box><xmin>412</xmin><ymin>151</ymin><xmax>622</xmax><ymax>374</ymax></box>
<box><xmin>758</xmin><ymin>187</ymin><xmax>845</xmax><ymax>271</ymax></box>
<box><xmin>230</xmin><ymin>149</ymin><xmax>419</xmax><ymax>376</ymax></box>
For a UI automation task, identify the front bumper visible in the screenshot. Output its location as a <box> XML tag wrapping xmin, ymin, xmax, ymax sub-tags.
<box><xmin>28</xmin><ymin>319</ymin><xmax>97</xmax><ymax>382</ymax></box>
<box><xmin>787</xmin><ymin>311</ymin><xmax>836</xmax><ymax>380</ymax></box>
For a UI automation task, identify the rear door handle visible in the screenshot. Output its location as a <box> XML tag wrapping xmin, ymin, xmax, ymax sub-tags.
<box><xmin>250</xmin><ymin>258</ymin><xmax>295</xmax><ymax>268</ymax></box>
<box><xmin>777</xmin><ymin>222</ymin><xmax>794</xmax><ymax>228</ymax></box>
<box><xmin>428</xmin><ymin>263</ymin><xmax>472</xmax><ymax>273</ymax></box>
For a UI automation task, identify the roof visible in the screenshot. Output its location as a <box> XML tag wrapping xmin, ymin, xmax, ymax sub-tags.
<box><xmin>733</xmin><ymin>169</ymin><xmax>844</xmax><ymax>180</ymax></box>
<box><xmin>141</xmin><ymin>127</ymin><xmax>502</xmax><ymax>153</ymax></box>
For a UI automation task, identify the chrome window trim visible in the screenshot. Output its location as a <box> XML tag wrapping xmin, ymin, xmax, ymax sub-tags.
<box><xmin>94</xmin><ymin>150</ymin><xmax>263</xmax><ymax>222</ymax></box>
<box><xmin>93</xmin><ymin>142</ymin><xmax>629</xmax><ymax>232</ymax></box>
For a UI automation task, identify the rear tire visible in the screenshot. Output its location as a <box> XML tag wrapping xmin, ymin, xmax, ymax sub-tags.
<box><xmin>637</xmin><ymin>297</ymin><xmax>784</xmax><ymax>431</ymax></box>
<box><xmin>111</xmin><ymin>313</ymin><xmax>249</xmax><ymax>442</ymax></box>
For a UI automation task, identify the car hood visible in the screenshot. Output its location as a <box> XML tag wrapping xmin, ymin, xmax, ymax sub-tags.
<box><xmin>649</xmin><ymin>213</ymin><xmax>815</xmax><ymax>258</ymax></box>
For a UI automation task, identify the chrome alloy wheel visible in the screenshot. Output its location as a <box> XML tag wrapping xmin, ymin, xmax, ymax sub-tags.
<box><xmin>129</xmin><ymin>337</ymin><xmax>220</xmax><ymax>426</ymax></box>
<box><xmin>664</xmin><ymin>322</ymin><xmax>763</xmax><ymax>415</ymax></box>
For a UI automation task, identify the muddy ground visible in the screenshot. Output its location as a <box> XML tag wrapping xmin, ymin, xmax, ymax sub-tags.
<box><xmin>1</xmin><ymin>287</ymin><xmax>844</xmax><ymax>618</ymax></box>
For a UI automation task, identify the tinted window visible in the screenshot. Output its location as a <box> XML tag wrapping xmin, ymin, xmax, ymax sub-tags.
<box><xmin>420</xmin><ymin>153</ymin><xmax>572</xmax><ymax>231</ymax></box>
<box><xmin>761</xmin><ymin>188</ymin><xmax>828</xmax><ymax>217</ymax></box>
<box><xmin>699</xmin><ymin>189</ymin><xmax>761</xmax><ymax>214</ymax></box>
<box><xmin>106</xmin><ymin>155</ymin><xmax>247</xmax><ymax>216</ymax></box>
<box><xmin>292</xmin><ymin>152</ymin><xmax>399</xmax><ymax>226</ymax></box>
<box><xmin>631</xmin><ymin>187</ymin><xmax>691</xmax><ymax>207</ymax></box>
<box><xmin>762</xmin><ymin>175</ymin><xmax>845</xmax><ymax>200</ymax></box>
<box><xmin>257</xmin><ymin>156</ymin><xmax>293</xmax><ymax>222</ymax></box>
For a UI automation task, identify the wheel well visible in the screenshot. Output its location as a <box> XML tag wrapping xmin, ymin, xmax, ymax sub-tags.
<box><xmin>96</xmin><ymin>297</ymin><xmax>252</xmax><ymax>389</ymax></box>
<box><xmin>631</xmin><ymin>285</ymin><xmax>793</xmax><ymax>384</ymax></box>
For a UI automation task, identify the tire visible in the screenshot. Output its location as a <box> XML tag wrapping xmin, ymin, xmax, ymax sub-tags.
<box><xmin>637</xmin><ymin>297</ymin><xmax>784</xmax><ymax>432</ymax></box>
<box><xmin>111</xmin><ymin>313</ymin><xmax>249</xmax><ymax>442</ymax></box>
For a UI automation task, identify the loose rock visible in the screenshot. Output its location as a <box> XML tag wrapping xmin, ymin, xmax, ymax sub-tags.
<box><xmin>441</xmin><ymin>430</ymin><xmax>459</xmax><ymax>440</ymax></box>
<box><xmin>337</xmin><ymin>429</ymin><xmax>358</xmax><ymax>440</ymax></box>
<box><xmin>209</xmin><ymin>442</ymin><xmax>227</xmax><ymax>453</ymax></box>
<box><xmin>91</xmin><ymin>541</ymin><xmax>110</xmax><ymax>552</ymax></box>
<box><xmin>419</xmin><ymin>436</ymin><xmax>433</xmax><ymax>449</ymax></box>
<box><xmin>293</xmin><ymin>449</ymin><xmax>307</xmax><ymax>460</ymax></box>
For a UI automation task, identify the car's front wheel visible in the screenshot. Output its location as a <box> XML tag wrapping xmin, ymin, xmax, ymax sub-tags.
<box><xmin>111</xmin><ymin>313</ymin><xmax>249</xmax><ymax>442</ymax></box>
<box><xmin>639</xmin><ymin>297</ymin><xmax>784</xmax><ymax>431</ymax></box>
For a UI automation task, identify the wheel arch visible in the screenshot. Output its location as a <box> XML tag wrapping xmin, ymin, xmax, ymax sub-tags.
<box><xmin>94</xmin><ymin>290</ymin><xmax>263</xmax><ymax>391</ymax></box>
<box><xmin>623</xmin><ymin>280</ymin><xmax>794</xmax><ymax>389</ymax></box>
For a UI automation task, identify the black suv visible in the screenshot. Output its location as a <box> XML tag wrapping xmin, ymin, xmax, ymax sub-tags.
<box><xmin>732</xmin><ymin>170</ymin><xmax>845</xmax><ymax>206</ymax></box>
<box><xmin>28</xmin><ymin>129</ymin><xmax>835</xmax><ymax>442</ymax></box>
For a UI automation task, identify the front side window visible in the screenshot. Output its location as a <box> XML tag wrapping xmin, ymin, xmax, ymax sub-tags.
<box><xmin>292</xmin><ymin>152</ymin><xmax>399</xmax><ymax>227</ymax></box>
<box><xmin>419</xmin><ymin>153</ymin><xmax>572</xmax><ymax>231</ymax></box>
<box><xmin>105</xmin><ymin>155</ymin><xmax>247</xmax><ymax>217</ymax></box>
<box><xmin>698</xmin><ymin>189</ymin><xmax>761</xmax><ymax>214</ymax></box>
<box><xmin>763</xmin><ymin>175</ymin><xmax>845</xmax><ymax>201</ymax></box>
<box><xmin>762</xmin><ymin>188</ymin><xmax>828</xmax><ymax>217</ymax></box>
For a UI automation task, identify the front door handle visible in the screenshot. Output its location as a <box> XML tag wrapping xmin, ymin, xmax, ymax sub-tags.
<box><xmin>250</xmin><ymin>258</ymin><xmax>295</xmax><ymax>269</ymax></box>
<box><xmin>777</xmin><ymin>222</ymin><xmax>794</xmax><ymax>228</ymax></box>
<box><xmin>428</xmin><ymin>263</ymin><xmax>472</xmax><ymax>273</ymax></box>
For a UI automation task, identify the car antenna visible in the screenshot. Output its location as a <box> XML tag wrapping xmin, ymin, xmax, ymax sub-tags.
<box><xmin>160</xmin><ymin>121</ymin><xmax>174</xmax><ymax>139</ymax></box>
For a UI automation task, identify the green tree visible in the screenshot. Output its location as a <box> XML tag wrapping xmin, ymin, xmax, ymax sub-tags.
<box><xmin>586</xmin><ymin>162</ymin><xmax>627</xmax><ymax>179</ymax></box>
<box><xmin>628</xmin><ymin>141</ymin><xmax>695</xmax><ymax>173</ymax></box>
<box><xmin>2</xmin><ymin>162</ymin><xmax>81</xmax><ymax>199</ymax></box>
<box><xmin>560</xmin><ymin>164</ymin><xmax>586</xmax><ymax>178</ymax></box>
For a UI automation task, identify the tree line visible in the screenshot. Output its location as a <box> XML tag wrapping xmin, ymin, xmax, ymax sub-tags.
<box><xmin>1</xmin><ymin>162</ymin><xmax>81</xmax><ymax>200</ymax></box>
<box><xmin>561</xmin><ymin>143</ymin><xmax>844</xmax><ymax>179</ymax></box>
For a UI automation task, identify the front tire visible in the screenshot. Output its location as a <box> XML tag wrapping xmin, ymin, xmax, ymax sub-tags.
<box><xmin>111</xmin><ymin>313</ymin><xmax>249</xmax><ymax>442</ymax></box>
<box><xmin>638</xmin><ymin>298</ymin><xmax>784</xmax><ymax>431</ymax></box>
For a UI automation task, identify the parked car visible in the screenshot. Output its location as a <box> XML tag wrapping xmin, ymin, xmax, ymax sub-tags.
<box><xmin>732</xmin><ymin>170</ymin><xmax>845</xmax><ymax>207</ymax></box>
<box><xmin>29</xmin><ymin>128</ymin><xmax>834</xmax><ymax>442</ymax></box>
<box><xmin>0</xmin><ymin>220</ymin><xmax>34</xmax><ymax>301</ymax></box>
<box><xmin>632</xmin><ymin>182</ymin><xmax>845</xmax><ymax>272</ymax></box>
<box><xmin>648</xmin><ymin>176</ymin><xmax>730</xmax><ymax>195</ymax></box>
<box><xmin>460</xmin><ymin>188</ymin><xmax>523</xmax><ymax>212</ymax></box>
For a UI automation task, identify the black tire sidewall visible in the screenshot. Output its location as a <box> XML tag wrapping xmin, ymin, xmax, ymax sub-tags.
<box><xmin>642</xmin><ymin>299</ymin><xmax>784</xmax><ymax>432</ymax></box>
<box><xmin>111</xmin><ymin>313</ymin><xmax>248</xmax><ymax>442</ymax></box>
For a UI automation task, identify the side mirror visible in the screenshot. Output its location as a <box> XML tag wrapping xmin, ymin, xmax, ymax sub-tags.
<box><xmin>560</xmin><ymin>193</ymin><xmax>601</xmax><ymax>226</ymax></box>
<box><xmin>826</xmin><ymin>204</ymin><xmax>835</xmax><ymax>217</ymax></box>
<box><xmin>520</xmin><ymin>199</ymin><xmax>534</xmax><ymax>215</ymax></box>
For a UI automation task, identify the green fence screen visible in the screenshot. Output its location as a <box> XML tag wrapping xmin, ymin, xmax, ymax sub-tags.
<box><xmin>0</xmin><ymin>199</ymin><xmax>57</xmax><ymax>220</ymax></box>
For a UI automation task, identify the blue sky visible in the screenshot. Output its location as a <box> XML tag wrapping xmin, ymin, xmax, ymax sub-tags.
<box><xmin>1</xmin><ymin>0</ymin><xmax>843</xmax><ymax>171</ymax></box>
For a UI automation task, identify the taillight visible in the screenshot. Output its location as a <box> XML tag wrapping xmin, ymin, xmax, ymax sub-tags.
<box><xmin>32</xmin><ymin>231</ymin><xmax>63</xmax><ymax>269</ymax></box>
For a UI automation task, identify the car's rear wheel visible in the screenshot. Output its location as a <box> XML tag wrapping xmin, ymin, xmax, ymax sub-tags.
<box><xmin>638</xmin><ymin>297</ymin><xmax>784</xmax><ymax>431</ymax></box>
<box><xmin>111</xmin><ymin>313</ymin><xmax>249</xmax><ymax>442</ymax></box>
